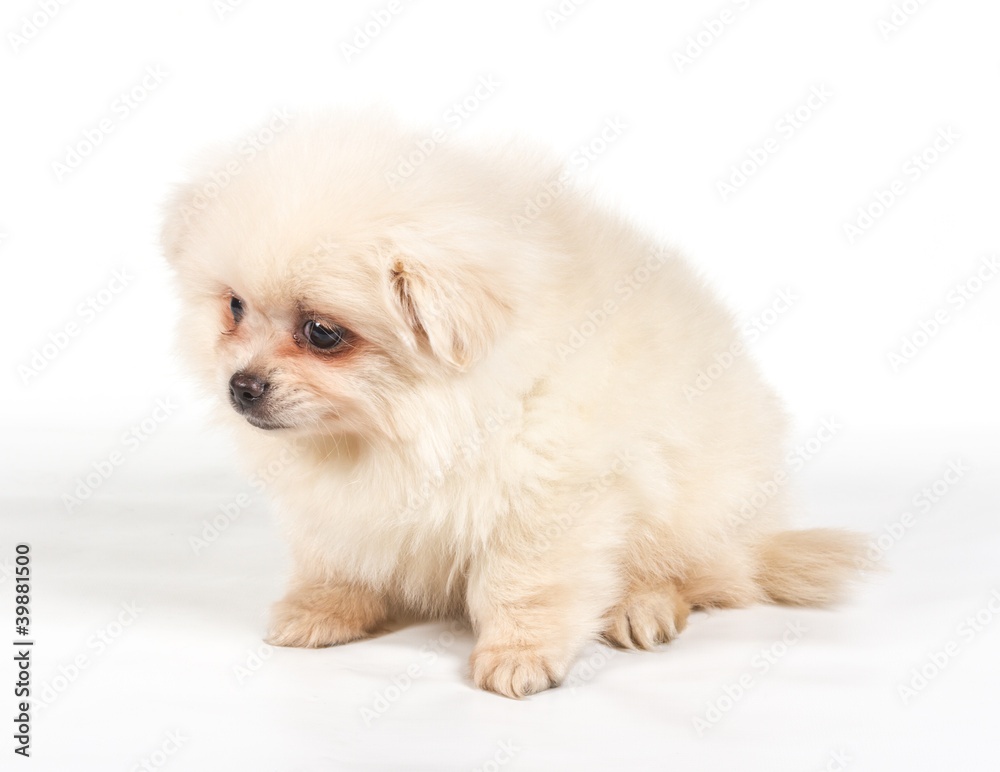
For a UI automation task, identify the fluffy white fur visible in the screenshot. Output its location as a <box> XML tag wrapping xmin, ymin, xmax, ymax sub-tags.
<box><xmin>162</xmin><ymin>109</ymin><xmax>865</xmax><ymax>698</ymax></box>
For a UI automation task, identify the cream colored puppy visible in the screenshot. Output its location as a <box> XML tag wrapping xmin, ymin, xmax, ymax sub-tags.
<box><xmin>163</xmin><ymin>110</ymin><xmax>864</xmax><ymax>698</ymax></box>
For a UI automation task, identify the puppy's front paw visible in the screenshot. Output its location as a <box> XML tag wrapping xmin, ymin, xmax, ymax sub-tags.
<box><xmin>470</xmin><ymin>645</ymin><xmax>563</xmax><ymax>698</ymax></box>
<box><xmin>601</xmin><ymin>583</ymin><xmax>690</xmax><ymax>650</ymax></box>
<box><xmin>266</xmin><ymin>583</ymin><xmax>385</xmax><ymax>648</ymax></box>
<box><xmin>266</xmin><ymin>601</ymin><xmax>361</xmax><ymax>648</ymax></box>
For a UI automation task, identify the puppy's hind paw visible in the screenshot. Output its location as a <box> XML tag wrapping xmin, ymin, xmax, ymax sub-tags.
<box><xmin>601</xmin><ymin>583</ymin><xmax>690</xmax><ymax>650</ymax></box>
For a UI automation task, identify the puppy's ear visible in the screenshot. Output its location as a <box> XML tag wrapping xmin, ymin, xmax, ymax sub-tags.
<box><xmin>389</xmin><ymin>251</ymin><xmax>509</xmax><ymax>371</ymax></box>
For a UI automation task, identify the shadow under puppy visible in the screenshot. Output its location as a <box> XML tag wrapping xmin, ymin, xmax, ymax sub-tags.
<box><xmin>162</xmin><ymin>110</ymin><xmax>865</xmax><ymax>698</ymax></box>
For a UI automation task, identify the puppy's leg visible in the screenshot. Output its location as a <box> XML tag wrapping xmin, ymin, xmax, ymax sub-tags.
<box><xmin>267</xmin><ymin>577</ymin><xmax>387</xmax><ymax>648</ymax></box>
<box><xmin>467</xmin><ymin>512</ymin><xmax>621</xmax><ymax>698</ymax></box>
<box><xmin>601</xmin><ymin>577</ymin><xmax>690</xmax><ymax>650</ymax></box>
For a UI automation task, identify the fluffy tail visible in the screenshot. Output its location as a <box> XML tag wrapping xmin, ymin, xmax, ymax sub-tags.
<box><xmin>754</xmin><ymin>528</ymin><xmax>869</xmax><ymax>606</ymax></box>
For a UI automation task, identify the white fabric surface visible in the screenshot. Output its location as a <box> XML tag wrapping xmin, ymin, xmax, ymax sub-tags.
<box><xmin>2</xmin><ymin>426</ymin><xmax>997</xmax><ymax>771</ymax></box>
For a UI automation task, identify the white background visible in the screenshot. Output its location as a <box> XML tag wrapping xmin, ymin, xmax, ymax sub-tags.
<box><xmin>1</xmin><ymin>1</ymin><xmax>998</xmax><ymax>770</ymax></box>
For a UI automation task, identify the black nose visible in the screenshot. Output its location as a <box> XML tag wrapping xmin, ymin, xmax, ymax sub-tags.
<box><xmin>229</xmin><ymin>373</ymin><xmax>267</xmax><ymax>410</ymax></box>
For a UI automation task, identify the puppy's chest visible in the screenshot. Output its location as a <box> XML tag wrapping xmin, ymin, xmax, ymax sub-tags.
<box><xmin>278</xmin><ymin>448</ymin><xmax>514</xmax><ymax>567</ymax></box>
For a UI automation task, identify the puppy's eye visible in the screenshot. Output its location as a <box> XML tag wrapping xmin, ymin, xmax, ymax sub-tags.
<box><xmin>303</xmin><ymin>320</ymin><xmax>344</xmax><ymax>350</ymax></box>
<box><xmin>230</xmin><ymin>296</ymin><xmax>245</xmax><ymax>324</ymax></box>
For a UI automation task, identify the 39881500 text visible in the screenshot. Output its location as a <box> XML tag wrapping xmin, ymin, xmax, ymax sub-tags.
<box><xmin>12</xmin><ymin>543</ymin><xmax>32</xmax><ymax>759</ymax></box>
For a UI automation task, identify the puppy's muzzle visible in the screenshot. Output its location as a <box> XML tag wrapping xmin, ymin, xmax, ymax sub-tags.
<box><xmin>228</xmin><ymin>371</ymin><xmax>286</xmax><ymax>429</ymax></box>
<box><xmin>229</xmin><ymin>372</ymin><xmax>267</xmax><ymax>412</ymax></box>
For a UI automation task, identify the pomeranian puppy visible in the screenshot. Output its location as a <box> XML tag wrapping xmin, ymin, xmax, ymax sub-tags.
<box><xmin>162</xmin><ymin>109</ymin><xmax>864</xmax><ymax>698</ymax></box>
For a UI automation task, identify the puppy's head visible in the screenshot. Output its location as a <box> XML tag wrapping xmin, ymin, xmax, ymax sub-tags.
<box><xmin>162</xmin><ymin>113</ymin><xmax>528</xmax><ymax>440</ymax></box>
